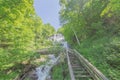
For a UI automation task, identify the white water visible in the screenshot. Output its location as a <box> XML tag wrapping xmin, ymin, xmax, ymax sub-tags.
<box><xmin>36</xmin><ymin>54</ymin><xmax>60</xmax><ymax>80</ymax></box>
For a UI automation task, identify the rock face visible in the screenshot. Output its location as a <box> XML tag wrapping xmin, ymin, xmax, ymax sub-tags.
<box><xmin>14</xmin><ymin>65</ymin><xmax>37</xmax><ymax>80</ymax></box>
<box><xmin>25</xmin><ymin>70</ymin><xmax>38</xmax><ymax>80</ymax></box>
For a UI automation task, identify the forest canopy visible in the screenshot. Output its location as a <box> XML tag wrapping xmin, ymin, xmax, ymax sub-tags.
<box><xmin>0</xmin><ymin>0</ymin><xmax>55</xmax><ymax>79</ymax></box>
<box><xmin>59</xmin><ymin>0</ymin><xmax>120</xmax><ymax>79</ymax></box>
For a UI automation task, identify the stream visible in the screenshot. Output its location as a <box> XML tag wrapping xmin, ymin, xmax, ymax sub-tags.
<box><xmin>36</xmin><ymin>54</ymin><xmax>60</xmax><ymax>80</ymax></box>
<box><xmin>25</xmin><ymin>41</ymin><xmax>67</xmax><ymax>80</ymax></box>
<box><xmin>35</xmin><ymin>42</ymin><xmax>67</xmax><ymax>80</ymax></box>
<box><xmin>25</xmin><ymin>54</ymin><xmax>60</xmax><ymax>80</ymax></box>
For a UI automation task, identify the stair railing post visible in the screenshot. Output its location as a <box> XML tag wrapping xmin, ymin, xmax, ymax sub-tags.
<box><xmin>66</xmin><ymin>49</ymin><xmax>75</xmax><ymax>80</ymax></box>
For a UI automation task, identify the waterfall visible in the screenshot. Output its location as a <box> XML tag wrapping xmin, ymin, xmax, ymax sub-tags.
<box><xmin>36</xmin><ymin>54</ymin><xmax>60</xmax><ymax>80</ymax></box>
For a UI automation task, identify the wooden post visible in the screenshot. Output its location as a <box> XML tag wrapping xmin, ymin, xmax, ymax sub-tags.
<box><xmin>70</xmin><ymin>27</ymin><xmax>80</xmax><ymax>46</ymax></box>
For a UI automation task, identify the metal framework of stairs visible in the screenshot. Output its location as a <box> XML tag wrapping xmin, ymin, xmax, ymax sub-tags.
<box><xmin>66</xmin><ymin>49</ymin><xmax>109</xmax><ymax>80</ymax></box>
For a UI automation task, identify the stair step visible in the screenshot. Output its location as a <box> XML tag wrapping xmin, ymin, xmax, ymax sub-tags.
<box><xmin>74</xmin><ymin>71</ymin><xmax>88</xmax><ymax>74</ymax></box>
<box><xmin>76</xmin><ymin>77</ymin><xmax>92</xmax><ymax>80</ymax></box>
<box><xmin>75</xmin><ymin>75</ymin><xmax>91</xmax><ymax>78</ymax></box>
<box><xmin>71</xmin><ymin>64</ymin><xmax>80</xmax><ymax>67</ymax></box>
<box><xmin>70</xmin><ymin>58</ymin><xmax>78</xmax><ymax>60</ymax></box>
<box><xmin>72</xmin><ymin>65</ymin><xmax>83</xmax><ymax>68</ymax></box>
<box><xmin>71</xmin><ymin>61</ymin><xmax>79</xmax><ymax>63</ymax></box>
<box><xmin>73</xmin><ymin>68</ymin><xmax>85</xmax><ymax>71</ymax></box>
<box><xmin>72</xmin><ymin>66</ymin><xmax>81</xmax><ymax>68</ymax></box>
<box><xmin>69</xmin><ymin>57</ymin><xmax>77</xmax><ymax>60</ymax></box>
<box><xmin>71</xmin><ymin>63</ymin><xmax>80</xmax><ymax>65</ymax></box>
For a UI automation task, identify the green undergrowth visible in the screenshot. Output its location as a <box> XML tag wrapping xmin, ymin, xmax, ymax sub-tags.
<box><xmin>75</xmin><ymin>36</ymin><xmax>120</xmax><ymax>80</ymax></box>
<box><xmin>0</xmin><ymin>46</ymin><xmax>63</xmax><ymax>80</ymax></box>
<box><xmin>47</xmin><ymin>46</ymin><xmax>64</xmax><ymax>56</ymax></box>
<box><xmin>0</xmin><ymin>49</ymin><xmax>40</xmax><ymax>80</ymax></box>
<box><xmin>51</xmin><ymin>60</ymin><xmax>70</xmax><ymax>80</ymax></box>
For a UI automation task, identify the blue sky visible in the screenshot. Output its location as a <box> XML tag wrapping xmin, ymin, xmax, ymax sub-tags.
<box><xmin>34</xmin><ymin>0</ymin><xmax>60</xmax><ymax>30</ymax></box>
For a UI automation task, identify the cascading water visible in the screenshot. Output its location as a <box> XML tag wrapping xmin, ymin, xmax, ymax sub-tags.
<box><xmin>35</xmin><ymin>54</ymin><xmax>60</xmax><ymax>80</ymax></box>
<box><xmin>24</xmin><ymin>40</ymin><xmax>67</xmax><ymax>80</ymax></box>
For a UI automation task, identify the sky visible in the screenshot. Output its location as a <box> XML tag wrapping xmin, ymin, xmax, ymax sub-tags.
<box><xmin>34</xmin><ymin>0</ymin><xmax>61</xmax><ymax>30</ymax></box>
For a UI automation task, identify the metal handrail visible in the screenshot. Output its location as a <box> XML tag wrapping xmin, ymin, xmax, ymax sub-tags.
<box><xmin>66</xmin><ymin>49</ymin><xmax>75</xmax><ymax>80</ymax></box>
<box><xmin>73</xmin><ymin>49</ymin><xmax>109</xmax><ymax>80</ymax></box>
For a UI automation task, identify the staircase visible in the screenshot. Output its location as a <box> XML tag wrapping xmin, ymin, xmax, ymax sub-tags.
<box><xmin>66</xmin><ymin>49</ymin><xmax>109</xmax><ymax>80</ymax></box>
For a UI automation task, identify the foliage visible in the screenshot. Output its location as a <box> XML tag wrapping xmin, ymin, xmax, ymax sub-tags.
<box><xmin>59</xmin><ymin>0</ymin><xmax>120</xmax><ymax>79</ymax></box>
<box><xmin>0</xmin><ymin>0</ymin><xmax>55</xmax><ymax>79</ymax></box>
<box><xmin>75</xmin><ymin>37</ymin><xmax>120</xmax><ymax>80</ymax></box>
<box><xmin>51</xmin><ymin>62</ymin><xmax>70</xmax><ymax>80</ymax></box>
<box><xmin>105</xmin><ymin>37</ymin><xmax>120</xmax><ymax>70</ymax></box>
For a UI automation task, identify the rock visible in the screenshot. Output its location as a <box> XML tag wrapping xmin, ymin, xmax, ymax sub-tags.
<box><xmin>26</xmin><ymin>70</ymin><xmax>38</xmax><ymax>80</ymax></box>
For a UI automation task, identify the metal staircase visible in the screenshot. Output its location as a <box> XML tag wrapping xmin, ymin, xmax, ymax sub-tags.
<box><xmin>66</xmin><ymin>49</ymin><xmax>109</xmax><ymax>80</ymax></box>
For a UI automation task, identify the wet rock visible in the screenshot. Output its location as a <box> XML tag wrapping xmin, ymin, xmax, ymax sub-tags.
<box><xmin>46</xmin><ymin>75</ymin><xmax>52</xmax><ymax>80</ymax></box>
<box><xmin>26</xmin><ymin>70</ymin><xmax>38</xmax><ymax>80</ymax></box>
